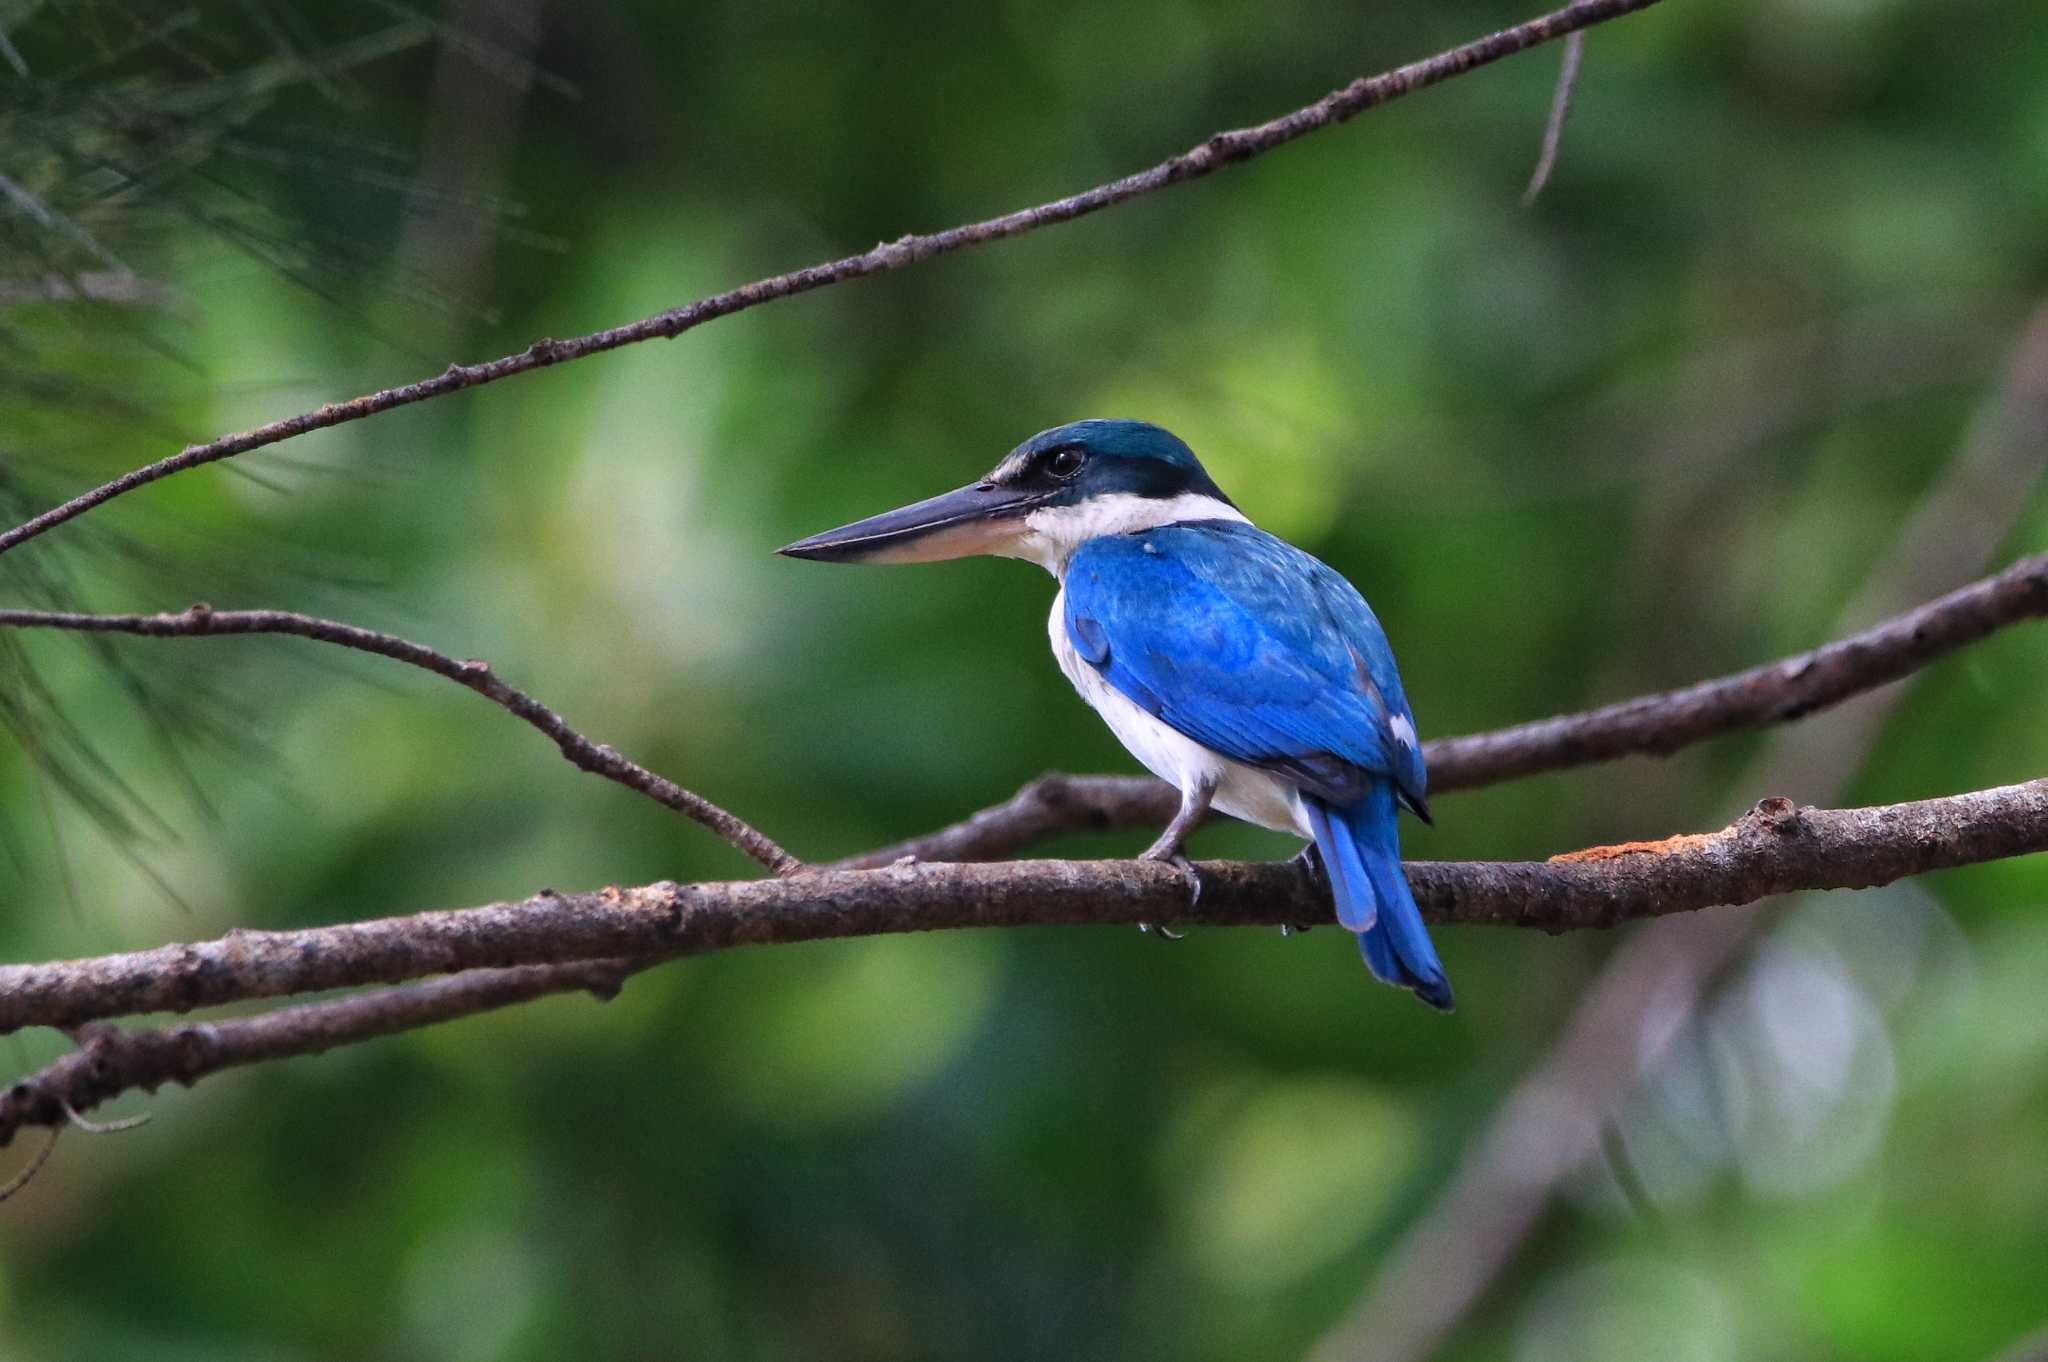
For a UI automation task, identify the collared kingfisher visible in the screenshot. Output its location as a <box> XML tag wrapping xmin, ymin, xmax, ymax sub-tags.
<box><xmin>779</xmin><ymin>419</ymin><xmax>1451</xmax><ymax>1010</ymax></box>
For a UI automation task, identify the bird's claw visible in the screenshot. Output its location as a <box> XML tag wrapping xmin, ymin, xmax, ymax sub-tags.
<box><xmin>1138</xmin><ymin>849</ymin><xmax>1202</xmax><ymax>940</ymax></box>
<box><xmin>1283</xmin><ymin>843</ymin><xmax>1324</xmax><ymax>935</ymax></box>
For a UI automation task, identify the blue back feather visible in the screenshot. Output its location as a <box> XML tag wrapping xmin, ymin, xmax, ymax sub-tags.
<box><xmin>1063</xmin><ymin>521</ymin><xmax>1426</xmax><ymax>809</ymax></box>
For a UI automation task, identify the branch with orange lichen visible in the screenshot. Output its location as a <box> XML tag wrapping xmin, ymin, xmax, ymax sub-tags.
<box><xmin>1548</xmin><ymin>828</ymin><xmax>1724</xmax><ymax>863</ymax></box>
<box><xmin>4</xmin><ymin>777</ymin><xmax>2045</xmax><ymax>1146</ymax></box>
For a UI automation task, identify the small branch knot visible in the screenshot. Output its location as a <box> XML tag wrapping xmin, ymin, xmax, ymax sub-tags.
<box><xmin>66</xmin><ymin>1021</ymin><xmax>120</xmax><ymax>1050</ymax></box>
<box><xmin>1203</xmin><ymin>131</ymin><xmax>1253</xmax><ymax>165</ymax></box>
<box><xmin>172</xmin><ymin>1024</ymin><xmax>224</xmax><ymax>1084</ymax></box>
<box><xmin>1025</xmin><ymin>773</ymin><xmax>1071</xmax><ymax>807</ymax></box>
<box><xmin>1750</xmin><ymin>795</ymin><xmax>1803</xmax><ymax>835</ymax></box>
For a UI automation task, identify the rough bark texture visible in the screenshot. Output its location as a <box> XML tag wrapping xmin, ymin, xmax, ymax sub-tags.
<box><xmin>4</xmin><ymin>779</ymin><xmax>2042</xmax><ymax>1050</ymax></box>
<box><xmin>5</xmin><ymin>780</ymin><xmax>2042</xmax><ymax>1142</ymax></box>
<box><xmin>0</xmin><ymin>964</ymin><xmax>630</xmax><ymax>1142</ymax></box>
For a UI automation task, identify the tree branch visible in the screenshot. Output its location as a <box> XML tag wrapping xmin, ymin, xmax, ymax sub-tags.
<box><xmin>0</xmin><ymin>604</ymin><xmax>801</xmax><ymax>875</ymax></box>
<box><xmin>1521</xmin><ymin>30</ymin><xmax>1584</xmax><ymax>204</ymax></box>
<box><xmin>1990</xmin><ymin>1320</ymin><xmax>2048</xmax><ymax>1362</ymax></box>
<box><xmin>0</xmin><ymin>963</ymin><xmax>632</xmax><ymax>1146</ymax></box>
<box><xmin>3</xmin><ymin>476</ymin><xmax>2041</xmax><ymax>1146</ymax></box>
<box><xmin>833</xmin><ymin>771</ymin><xmax>1177</xmax><ymax>869</ymax></box>
<box><xmin>0</xmin><ymin>0</ymin><xmax>1665</xmax><ymax>561</ymax></box>
<box><xmin>9</xmin><ymin>542</ymin><xmax>2039</xmax><ymax>876</ymax></box>
<box><xmin>1422</xmin><ymin>548</ymin><xmax>2048</xmax><ymax>788</ymax></box>
<box><xmin>847</xmin><ymin>550</ymin><xmax>2048</xmax><ymax>865</ymax></box>
<box><xmin>3</xmin><ymin>779</ymin><xmax>2042</xmax><ymax>1059</ymax></box>
<box><xmin>0</xmin><ymin>272</ymin><xmax>183</xmax><ymax>311</ymax></box>
<box><xmin>1310</xmin><ymin>301</ymin><xmax>2048</xmax><ymax>1362</ymax></box>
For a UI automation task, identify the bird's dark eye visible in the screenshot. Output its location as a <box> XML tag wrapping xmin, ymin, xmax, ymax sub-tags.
<box><xmin>1047</xmin><ymin>446</ymin><xmax>1087</xmax><ymax>480</ymax></box>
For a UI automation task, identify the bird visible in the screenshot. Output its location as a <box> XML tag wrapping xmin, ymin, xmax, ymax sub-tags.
<box><xmin>778</xmin><ymin>419</ymin><xmax>1451</xmax><ymax>1009</ymax></box>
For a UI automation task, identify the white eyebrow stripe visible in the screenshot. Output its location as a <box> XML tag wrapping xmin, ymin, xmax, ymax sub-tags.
<box><xmin>990</xmin><ymin>451</ymin><xmax>1033</xmax><ymax>484</ymax></box>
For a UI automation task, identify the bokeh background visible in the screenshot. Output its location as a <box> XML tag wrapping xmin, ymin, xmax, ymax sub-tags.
<box><xmin>4</xmin><ymin>1</ymin><xmax>2048</xmax><ymax>1358</ymax></box>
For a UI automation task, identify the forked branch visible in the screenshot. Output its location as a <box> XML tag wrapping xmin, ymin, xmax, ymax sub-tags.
<box><xmin>0</xmin><ymin>605</ymin><xmax>800</xmax><ymax>875</ymax></box>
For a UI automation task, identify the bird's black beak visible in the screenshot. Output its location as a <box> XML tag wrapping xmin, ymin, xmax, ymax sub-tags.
<box><xmin>777</xmin><ymin>480</ymin><xmax>1051</xmax><ymax>564</ymax></box>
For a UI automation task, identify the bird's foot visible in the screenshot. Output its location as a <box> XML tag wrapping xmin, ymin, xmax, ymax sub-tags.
<box><xmin>1138</xmin><ymin>848</ymin><xmax>1202</xmax><ymax>941</ymax></box>
<box><xmin>1282</xmin><ymin>843</ymin><xmax>1324</xmax><ymax>935</ymax></box>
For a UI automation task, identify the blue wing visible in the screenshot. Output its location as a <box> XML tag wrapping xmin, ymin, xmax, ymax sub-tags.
<box><xmin>1062</xmin><ymin>520</ymin><xmax>1427</xmax><ymax>813</ymax></box>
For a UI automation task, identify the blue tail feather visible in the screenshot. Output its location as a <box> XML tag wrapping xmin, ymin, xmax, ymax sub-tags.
<box><xmin>1305</xmin><ymin>786</ymin><xmax>1453</xmax><ymax>1011</ymax></box>
<box><xmin>1302</xmin><ymin>800</ymin><xmax>1374</xmax><ymax>932</ymax></box>
<box><xmin>1356</xmin><ymin>915</ymin><xmax>1405</xmax><ymax>988</ymax></box>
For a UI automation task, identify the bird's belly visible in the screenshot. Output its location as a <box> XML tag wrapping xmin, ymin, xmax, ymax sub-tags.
<box><xmin>1048</xmin><ymin>591</ymin><xmax>1310</xmax><ymax>838</ymax></box>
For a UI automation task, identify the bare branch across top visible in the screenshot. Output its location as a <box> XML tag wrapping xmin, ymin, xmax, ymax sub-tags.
<box><xmin>0</xmin><ymin>0</ymin><xmax>1664</xmax><ymax>562</ymax></box>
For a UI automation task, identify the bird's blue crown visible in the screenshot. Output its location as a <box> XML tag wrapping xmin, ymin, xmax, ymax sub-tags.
<box><xmin>993</xmin><ymin>419</ymin><xmax>1236</xmax><ymax>509</ymax></box>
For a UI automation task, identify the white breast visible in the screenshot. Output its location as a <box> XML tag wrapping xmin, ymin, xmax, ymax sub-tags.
<box><xmin>1048</xmin><ymin>587</ymin><xmax>1310</xmax><ymax>838</ymax></box>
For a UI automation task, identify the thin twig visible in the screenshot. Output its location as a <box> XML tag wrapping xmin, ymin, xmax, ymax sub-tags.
<box><xmin>1</xmin><ymin>963</ymin><xmax>632</xmax><ymax>1144</ymax></box>
<box><xmin>61</xmin><ymin>1100</ymin><xmax>151</xmax><ymax>1135</ymax></box>
<box><xmin>0</xmin><ymin>272</ymin><xmax>183</xmax><ymax>310</ymax></box>
<box><xmin>0</xmin><ymin>22</ymin><xmax>28</xmax><ymax>77</ymax></box>
<box><xmin>0</xmin><ymin>1128</ymin><xmax>61</xmax><ymax>1201</ymax></box>
<box><xmin>0</xmin><ymin>605</ymin><xmax>802</xmax><ymax>875</ymax></box>
<box><xmin>1990</xmin><ymin>1322</ymin><xmax>2048</xmax><ymax>1362</ymax></box>
<box><xmin>1522</xmin><ymin>30</ymin><xmax>1584</xmax><ymax>203</ymax></box>
<box><xmin>831</xmin><ymin>772</ymin><xmax>1167</xmax><ymax>869</ymax></box>
<box><xmin>12</xmin><ymin>545</ymin><xmax>2041</xmax><ymax>876</ymax></box>
<box><xmin>2</xmin><ymin>778</ymin><xmax>2043</xmax><ymax>1054</ymax></box>
<box><xmin>0</xmin><ymin>0</ymin><xmax>1666</xmax><ymax>562</ymax></box>
<box><xmin>1424</xmin><ymin>548</ymin><xmax>2048</xmax><ymax>788</ymax></box>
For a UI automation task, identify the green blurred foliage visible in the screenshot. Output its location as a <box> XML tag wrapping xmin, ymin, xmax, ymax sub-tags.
<box><xmin>3</xmin><ymin>1</ymin><xmax>2047</xmax><ymax>1359</ymax></box>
